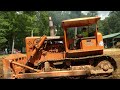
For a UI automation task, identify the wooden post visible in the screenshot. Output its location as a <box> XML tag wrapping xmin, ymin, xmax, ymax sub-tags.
<box><xmin>74</xmin><ymin>27</ymin><xmax>77</xmax><ymax>46</ymax></box>
<box><xmin>106</xmin><ymin>39</ymin><xmax>108</xmax><ymax>48</ymax></box>
<box><xmin>112</xmin><ymin>38</ymin><xmax>115</xmax><ymax>48</ymax></box>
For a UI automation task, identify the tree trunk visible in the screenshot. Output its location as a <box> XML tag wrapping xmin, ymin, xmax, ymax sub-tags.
<box><xmin>11</xmin><ymin>36</ymin><xmax>15</xmax><ymax>54</ymax></box>
<box><xmin>31</xmin><ymin>30</ymin><xmax>33</xmax><ymax>37</ymax></box>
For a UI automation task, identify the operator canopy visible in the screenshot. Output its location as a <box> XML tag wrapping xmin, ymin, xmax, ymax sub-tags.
<box><xmin>62</xmin><ymin>16</ymin><xmax>100</xmax><ymax>28</ymax></box>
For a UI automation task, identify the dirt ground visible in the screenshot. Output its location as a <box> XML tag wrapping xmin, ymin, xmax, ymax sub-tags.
<box><xmin>103</xmin><ymin>48</ymin><xmax>120</xmax><ymax>79</ymax></box>
<box><xmin>0</xmin><ymin>48</ymin><xmax>120</xmax><ymax>79</ymax></box>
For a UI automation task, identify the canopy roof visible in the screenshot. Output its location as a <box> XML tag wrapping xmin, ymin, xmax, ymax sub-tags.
<box><xmin>103</xmin><ymin>32</ymin><xmax>120</xmax><ymax>39</ymax></box>
<box><xmin>62</xmin><ymin>16</ymin><xmax>100</xmax><ymax>28</ymax></box>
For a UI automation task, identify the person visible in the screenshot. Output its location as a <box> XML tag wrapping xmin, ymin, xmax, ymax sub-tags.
<box><xmin>5</xmin><ymin>48</ymin><xmax>8</xmax><ymax>54</ymax></box>
<box><xmin>76</xmin><ymin>27</ymin><xmax>88</xmax><ymax>38</ymax></box>
<box><xmin>76</xmin><ymin>27</ymin><xmax>88</xmax><ymax>49</ymax></box>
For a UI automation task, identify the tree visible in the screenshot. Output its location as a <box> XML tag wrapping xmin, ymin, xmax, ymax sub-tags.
<box><xmin>98</xmin><ymin>11</ymin><xmax>120</xmax><ymax>35</ymax></box>
<box><xmin>0</xmin><ymin>29</ymin><xmax>7</xmax><ymax>49</ymax></box>
<box><xmin>0</xmin><ymin>11</ymin><xmax>99</xmax><ymax>52</ymax></box>
<box><xmin>35</xmin><ymin>11</ymin><xmax>49</xmax><ymax>36</ymax></box>
<box><xmin>87</xmin><ymin>11</ymin><xmax>98</xmax><ymax>17</ymax></box>
<box><xmin>107</xmin><ymin>11</ymin><xmax>120</xmax><ymax>33</ymax></box>
<box><xmin>0</xmin><ymin>12</ymin><xmax>10</xmax><ymax>50</ymax></box>
<box><xmin>0</xmin><ymin>11</ymin><xmax>38</xmax><ymax>52</ymax></box>
<box><xmin>70</xmin><ymin>11</ymin><xmax>82</xmax><ymax>18</ymax></box>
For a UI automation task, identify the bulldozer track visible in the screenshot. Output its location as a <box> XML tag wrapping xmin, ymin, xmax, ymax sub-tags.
<box><xmin>0</xmin><ymin>52</ymin><xmax>118</xmax><ymax>79</ymax></box>
<box><xmin>38</xmin><ymin>54</ymin><xmax>115</xmax><ymax>64</ymax></box>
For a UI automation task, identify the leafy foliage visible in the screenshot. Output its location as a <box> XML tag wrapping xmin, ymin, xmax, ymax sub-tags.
<box><xmin>0</xmin><ymin>11</ymin><xmax>119</xmax><ymax>52</ymax></box>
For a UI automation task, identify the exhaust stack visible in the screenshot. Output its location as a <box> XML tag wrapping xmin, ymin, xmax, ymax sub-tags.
<box><xmin>49</xmin><ymin>17</ymin><xmax>55</xmax><ymax>36</ymax></box>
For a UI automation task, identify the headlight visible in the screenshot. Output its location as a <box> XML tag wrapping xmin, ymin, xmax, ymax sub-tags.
<box><xmin>99</xmin><ymin>41</ymin><xmax>104</xmax><ymax>46</ymax></box>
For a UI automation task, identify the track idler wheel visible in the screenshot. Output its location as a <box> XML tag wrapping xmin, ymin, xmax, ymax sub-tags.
<box><xmin>97</xmin><ymin>60</ymin><xmax>113</xmax><ymax>71</ymax></box>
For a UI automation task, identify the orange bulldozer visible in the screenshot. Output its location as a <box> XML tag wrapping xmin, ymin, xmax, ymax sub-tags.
<box><xmin>1</xmin><ymin>16</ymin><xmax>117</xmax><ymax>79</ymax></box>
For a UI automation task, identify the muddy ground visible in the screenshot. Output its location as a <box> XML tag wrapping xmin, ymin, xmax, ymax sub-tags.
<box><xmin>0</xmin><ymin>48</ymin><xmax>120</xmax><ymax>79</ymax></box>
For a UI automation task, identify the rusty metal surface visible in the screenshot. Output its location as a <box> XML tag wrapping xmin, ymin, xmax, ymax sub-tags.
<box><xmin>9</xmin><ymin>60</ymin><xmax>40</xmax><ymax>72</ymax></box>
<box><xmin>2</xmin><ymin>59</ymin><xmax>13</xmax><ymax>79</ymax></box>
<box><xmin>13</xmin><ymin>69</ymin><xmax>114</xmax><ymax>79</ymax></box>
<box><xmin>2</xmin><ymin>53</ymin><xmax>27</xmax><ymax>77</ymax></box>
<box><xmin>4</xmin><ymin>53</ymin><xmax>26</xmax><ymax>60</ymax></box>
<box><xmin>14</xmin><ymin>70</ymin><xmax>89</xmax><ymax>79</ymax></box>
